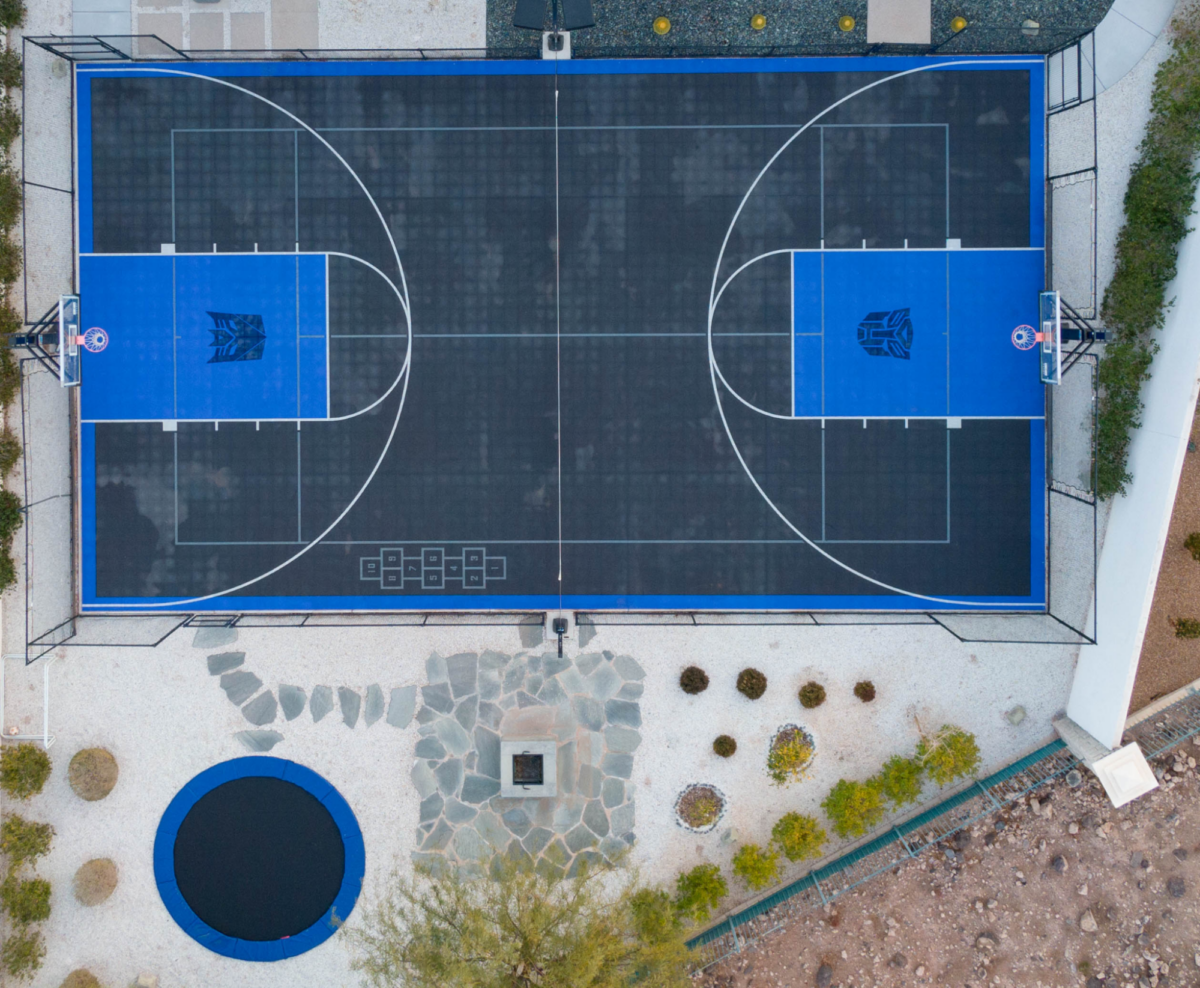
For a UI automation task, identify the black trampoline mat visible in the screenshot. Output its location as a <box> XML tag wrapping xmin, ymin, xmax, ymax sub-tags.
<box><xmin>173</xmin><ymin>777</ymin><xmax>345</xmax><ymax>940</ymax></box>
<box><xmin>78</xmin><ymin>59</ymin><xmax>1047</xmax><ymax>609</ymax></box>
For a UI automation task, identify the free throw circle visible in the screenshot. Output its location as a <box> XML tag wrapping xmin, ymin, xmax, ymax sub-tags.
<box><xmin>82</xmin><ymin>327</ymin><xmax>109</xmax><ymax>353</ymax></box>
<box><xmin>1011</xmin><ymin>324</ymin><xmax>1036</xmax><ymax>350</ymax></box>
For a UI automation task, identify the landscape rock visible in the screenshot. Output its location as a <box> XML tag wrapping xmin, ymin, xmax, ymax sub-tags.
<box><xmin>206</xmin><ymin>651</ymin><xmax>244</xmax><ymax>675</ymax></box>
<box><xmin>278</xmin><ymin>684</ymin><xmax>306</xmax><ymax>720</ymax></box>
<box><xmin>310</xmin><ymin>685</ymin><xmax>334</xmax><ymax>722</ymax></box>
<box><xmin>1079</xmin><ymin>909</ymin><xmax>1098</xmax><ymax>933</ymax></box>
<box><xmin>192</xmin><ymin>627</ymin><xmax>236</xmax><ymax>648</ymax></box>
<box><xmin>220</xmin><ymin>670</ymin><xmax>262</xmax><ymax>706</ymax></box>
<box><xmin>364</xmin><ymin>684</ymin><xmax>385</xmax><ymax>726</ymax></box>
<box><xmin>816</xmin><ymin>963</ymin><xmax>833</xmax><ymax>988</ymax></box>
<box><xmin>339</xmin><ymin>687</ymin><xmax>361</xmax><ymax>727</ymax></box>
<box><xmin>241</xmin><ymin>691</ymin><xmax>277</xmax><ymax>726</ymax></box>
<box><xmin>235</xmin><ymin>730</ymin><xmax>283</xmax><ymax>751</ymax></box>
<box><xmin>387</xmin><ymin>686</ymin><xmax>417</xmax><ymax>727</ymax></box>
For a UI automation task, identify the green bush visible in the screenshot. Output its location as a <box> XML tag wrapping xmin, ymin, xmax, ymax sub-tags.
<box><xmin>679</xmin><ymin>666</ymin><xmax>709</xmax><ymax>694</ymax></box>
<box><xmin>874</xmin><ymin>755</ymin><xmax>924</xmax><ymax>809</ymax></box>
<box><xmin>731</xmin><ymin>844</ymin><xmax>779</xmax><ymax>891</ymax></box>
<box><xmin>629</xmin><ymin>887</ymin><xmax>681</xmax><ymax>943</ymax></box>
<box><xmin>0</xmin><ymin>106</ymin><xmax>17</xmax><ymax>158</ymax></box>
<box><xmin>673</xmin><ymin>864</ymin><xmax>727</xmax><ymax>924</ymax></box>
<box><xmin>736</xmin><ymin>668</ymin><xmax>767</xmax><ymax>700</ymax></box>
<box><xmin>0</xmin><ymin>0</ymin><xmax>25</xmax><ymax>29</ymax></box>
<box><xmin>0</xmin><ymin>429</ymin><xmax>18</xmax><ymax>477</ymax></box>
<box><xmin>0</xmin><ymin>876</ymin><xmax>50</xmax><ymax>925</ymax></box>
<box><xmin>1096</xmin><ymin>9</ymin><xmax>1200</xmax><ymax>498</ymax></box>
<box><xmin>0</xmin><ymin>304</ymin><xmax>18</xmax><ymax>337</ymax></box>
<box><xmin>1185</xmin><ymin>532</ymin><xmax>1200</xmax><ymax>561</ymax></box>
<box><xmin>0</xmin><ymin>166</ymin><xmax>19</xmax><ymax>230</ymax></box>
<box><xmin>0</xmin><ymin>550</ymin><xmax>14</xmax><ymax>593</ymax></box>
<box><xmin>0</xmin><ymin>49</ymin><xmax>20</xmax><ymax>92</ymax></box>
<box><xmin>798</xmin><ymin>681</ymin><xmax>826</xmax><ymax>708</ymax></box>
<box><xmin>0</xmin><ymin>350</ymin><xmax>20</xmax><ymax>407</ymax></box>
<box><xmin>821</xmin><ymin>778</ymin><xmax>886</xmax><ymax>839</ymax></box>
<box><xmin>0</xmin><ymin>744</ymin><xmax>50</xmax><ymax>801</ymax></box>
<box><xmin>0</xmin><ymin>816</ymin><xmax>52</xmax><ymax>875</ymax></box>
<box><xmin>853</xmin><ymin>680</ymin><xmax>876</xmax><ymax>702</ymax></box>
<box><xmin>766</xmin><ymin>726</ymin><xmax>814</xmax><ymax>786</ymax></box>
<box><xmin>0</xmin><ymin>488</ymin><xmax>22</xmax><ymax>545</ymax></box>
<box><xmin>917</xmin><ymin>725</ymin><xmax>981</xmax><ymax>786</ymax></box>
<box><xmin>770</xmin><ymin>812</ymin><xmax>826</xmax><ymax>862</ymax></box>
<box><xmin>712</xmin><ymin>734</ymin><xmax>736</xmax><ymax>757</ymax></box>
<box><xmin>0</xmin><ymin>928</ymin><xmax>44</xmax><ymax>980</ymax></box>
<box><xmin>1174</xmin><ymin>617</ymin><xmax>1200</xmax><ymax>639</ymax></box>
<box><xmin>0</xmin><ymin>235</ymin><xmax>21</xmax><ymax>289</ymax></box>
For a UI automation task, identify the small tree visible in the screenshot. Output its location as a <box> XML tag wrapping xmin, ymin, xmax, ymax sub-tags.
<box><xmin>673</xmin><ymin>864</ymin><xmax>727</xmax><ymax>924</ymax></box>
<box><xmin>917</xmin><ymin>725</ymin><xmax>981</xmax><ymax>786</ymax></box>
<box><xmin>0</xmin><ymin>817</ymin><xmax>53</xmax><ymax>875</ymax></box>
<box><xmin>822</xmin><ymin>779</ymin><xmax>886</xmax><ymax>839</ymax></box>
<box><xmin>0</xmin><ymin>745</ymin><xmax>50</xmax><ymax>801</ymax></box>
<box><xmin>874</xmin><ymin>755</ymin><xmax>924</xmax><ymax>809</ymax></box>
<box><xmin>771</xmin><ymin>813</ymin><xmax>826</xmax><ymax>862</ymax></box>
<box><xmin>731</xmin><ymin>844</ymin><xmax>779</xmax><ymax>891</ymax></box>
<box><xmin>346</xmin><ymin>857</ymin><xmax>692</xmax><ymax>988</ymax></box>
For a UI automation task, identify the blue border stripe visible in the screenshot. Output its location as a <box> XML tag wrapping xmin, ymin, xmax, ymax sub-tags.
<box><xmin>77</xmin><ymin>72</ymin><xmax>93</xmax><ymax>253</ymax></box>
<box><xmin>81</xmin><ymin>423</ymin><xmax>96</xmax><ymax>603</ymax></box>
<box><xmin>1028</xmin><ymin>61</ymin><xmax>1046</xmax><ymax>248</ymax></box>
<box><xmin>1030</xmin><ymin>418</ymin><xmax>1047</xmax><ymax>601</ymax></box>
<box><xmin>153</xmin><ymin>756</ymin><xmax>364</xmax><ymax>962</ymax></box>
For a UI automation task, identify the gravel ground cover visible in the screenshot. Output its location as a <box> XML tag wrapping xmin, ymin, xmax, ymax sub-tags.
<box><xmin>696</xmin><ymin>742</ymin><xmax>1200</xmax><ymax>988</ymax></box>
<box><xmin>486</xmin><ymin>0</ymin><xmax>1112</xmax><ymax>56</ymax></box>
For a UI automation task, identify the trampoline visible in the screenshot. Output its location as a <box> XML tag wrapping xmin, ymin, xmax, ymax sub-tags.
<box><xmin>75</xmin><ymin>55</ymin><xmax>1047</xmax><ymax>612</ymax></box>
<box><xmin>153</xmin><ymin>757</ymin><xmax>364</xmax><ymax>960</ymax></box>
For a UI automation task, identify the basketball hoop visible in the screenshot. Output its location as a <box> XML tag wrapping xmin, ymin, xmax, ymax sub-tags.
<box><xmin>80</xmin><ymin>327</ymin><xmax>109</xmax><ymax>353</ymax></box>
<box><xmin>1011</xmin><ymin>324</ymin><xmax>1036</xmax><ymax>350</ymax></box>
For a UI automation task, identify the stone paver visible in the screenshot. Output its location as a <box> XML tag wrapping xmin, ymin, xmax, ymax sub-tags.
<box><xmin>206</xmin><ymin>652</ymin><xmax>245</xmax><ymax>675</ymax></box>
<box><xmin>310</xmin><ymin>685</ymin><xmax>334</xmax><ymax>722</ymax></box>
<box><xmin>220</xmin><ymin>670</ymin><xmax>262</xmax><ymax>706</ymax></box>
<box><xmin>241</xmin><ymin>691</ymin><xmax>278</xmax><ymax>726</ymax></box>
<box><xmin>234</xmin><ymin>729</ymin><xmax>283</xmax><ymax>751</ymax></box>
<box><xmin>387</xmin><ymin>686</ymin><xmax>417</xmax><ymax>728</ymax></box>
<box><xmin>192</xmin><ymin>627</ymin><xmax>237</xmax><ymax>649</ymax></box>
<box><xmin>364</xmin><ymin>684</ymin><xmax>385</xmax><ymax>726</ymax></box>
<box><xmin>279</xmin><ymin>684</ymin><xmax>306</xmax><ymax>721</ymax></box>
<box><xmin>339</xmin><ymin>687</ymin><xmax>361</xmax><ymax>728</ymax></box>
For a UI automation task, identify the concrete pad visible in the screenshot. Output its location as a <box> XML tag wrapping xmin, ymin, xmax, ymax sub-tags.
<box><xmin>866</xmin><ymin>0</ymin><xmax>930</xmax><ymax>44</ymax></box>
<box><xmin>230</xmin><ymin>12</ymin><xmax>265</xmax><ymax>49</ymax></box>
<box><xmin>188</xmin><ymin>12</ymin><xmax>224</xmax><ymax>49</ymax></box>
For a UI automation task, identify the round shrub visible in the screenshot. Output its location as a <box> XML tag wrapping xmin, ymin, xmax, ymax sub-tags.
<box><xmin>679</xmin><ymin>666</ymin><xmax>710</xmax><ymax>695</ymax></box>
<box><xmin>766</xmin><ymin>725</ymin><xmax>815</xmax><ymax>786</ymax></box>
<box><xmin>0</xmin><ymin>744</ymin><xmax>51</xmax><ymax>801</ymax></box>
<box><xmin>712</xmin><ymin>735</ymin><xmax>737</xmax><ymax>758</ymax></box>
<box><xmin>798</xmin><ymin>681</ymin><xmax>826</xmax><ymax>708</ymax></box>
<box><xmin>73</xmin><ymin>858</ymin><xmax>117</xmax><ymax>907</ymax></box>
<box><xmin>771</xmin><ymin>812</ymin><xmax>827</xmax><ymax>862</ymax></box>
<box><xmin>60</xmin><ymin>971</ymin><xmax>103</xmax><ymax>988</ymax></box>
<box><xmin>917</xmin><ymin>725</ymin><xmax>981</xmax><ymax>785</ymax></box>
<box><xmin>68</xmin><ymin>748</ymin><xmax>118</xmax><ymax>802</ymax></box>
<box><xmin>0</xmin><ymin>876</ymin><xmax>50</xmax><ymax>925</ymax></box>
<box><xmin>731</xmin><ymin>843</ymin><xmax>780</xmax><ymax>891</ymax></box>
<box><xmin>853</xmin><ymin>680</ymin><xmax>876</xmax><ymax>702</ymax></box>
<box><xmin>874</xmin><ymin>755</ymin><xmax>924</xmax><ymax>809</ymax></box>
<box><xmin>736</xmin><ymin>668</ymin><xmax>767</xmax><ymax>700</ymax></box>
<box><xmin>0</xmin><ymin>816</ymin><xmax>53</xmax><ymax>872</ymax></box>
<box><xmin>674</xmin><ymin>863</ymin><xmax>728</xmax><ymax>924</ymax></box>
<box><xmin>821</xmin><ymin>778</ymin><xmax>886</xmax><ymax>839</ymax></box>
<box><xmin>674</xmin><ymin>784</ymin><xmax>725</xmax><ymax>831</ymax></box>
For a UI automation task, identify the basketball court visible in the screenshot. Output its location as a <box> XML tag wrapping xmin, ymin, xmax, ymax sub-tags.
<box><xmin>73</xmin><ymin>55</ymin><xmax>1048</xmax><ymax>611</ymax></box>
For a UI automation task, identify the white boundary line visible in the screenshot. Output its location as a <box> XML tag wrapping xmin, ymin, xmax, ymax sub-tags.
<box><xmin>84</xmin><ymin>68</ymin><xmax>414</xmax><ymax>609</ymax></box>
<box><xmin>706</xmin><ymin>60</ymin><xmax>1043</xmax><ymax>609</ymax></box>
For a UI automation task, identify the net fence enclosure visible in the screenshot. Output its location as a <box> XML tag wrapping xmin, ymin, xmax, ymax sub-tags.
<box><xmin>686</xmin><ymin>685</ymin><xmax>1200</xmax><ymax>972</ymax></box>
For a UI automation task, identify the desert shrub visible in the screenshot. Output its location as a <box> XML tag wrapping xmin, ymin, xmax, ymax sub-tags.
<box><xmin>0</xmin><ymin>744</ymin><xmax>49</xmax><ymax>801</ymax></box>
<box><xmin>0</xmin><ymin>235</ymin><xmax>21</xmax><ymax>289</ymax></box>
<box><xmin>1</xmin><ymin>928</ymin><xmax>44</xmax><ymax>980</ymax></box>
<box><xmin>736</xmin><ymin>668</ymin><xmax>767</xmax><ymax>700</ymax></box>
<box><xmin>0</xmin><ymin>166</ymin><xmax>19</xmax><ymax>230</ymax></box>
<box><xmin>679</xmin><ymin>666</ymin><xmax>709</xmax><ymax>694</ymax></box>
<box><xmin>917</xmin><ymin>725</ymin><xmax>981</xmax><ymax>786</ymax></box>
<box><xmin>0</xmin><ymin>0</ymin><xmax>25</xmax><ymax>29</ymax></box>
<box><xmin>0</xmin><ymin>551</ymin><xmax>14</xmax><ymax>593</ymax></box>
<box><xmin>673</xmin><ymin>863</ymin><xmax>727</xmax><ymax>923</ymax></box>
<box><xmin>1095</xmin><ymin>8</ymin><xmax>1200</xmax><ymax>497</ymax></box>
<box><xmin>0</xmin><ymin>429</ymin><xmax>19</xmax><ymax>477</ymax></box>
<box><xmin>0</xmin><ymin>488</ymin><xmax>22</xmax><ymax>544</ymax></box>
<box><xmin>68</xmin><ymin>748</ymin><xmax>118</xmax><ymax>801</ymax></box>
<box><xmin>712</xmin><ymin>735</ymin><xmax>736</xmax><ymax>758</ymax></box>
<box><xmin>0</xmin><ymin>49</ymin><xmax>21</xmax><ymax>92</ymax></box>
<box><xmin>0</xmin><ymin>350</ymin><xmax>19</xmax><ymax>407</ymax></box>
<box><xmin>1185</xmin><ymin>532</ymin><xmax>1200</xmax><ymax>561</ymax></box>
<box><xmin>72</xmin><ymin>858</ymin><xmax>117</xmax><ymax>906</ymax></box>
<box><xmin>731</xmin><ymin>844</ymin><xmax>779</xmax><ymax>891</ymax></box>
<box><xmin>0</xmin><ymin>305</ymin><xmax>18</xmax><ymax>337</ymax></box>
<box><xmin>771</xmin><ymin>812</ymin><xmax>826</xmax><ymax>862</ymax></box>
<box><xmin>0</xmin><ymin>876</ymin><xmax>50</xmax><ymax>925</ymax></box>
<box><xmin>675</xmin><ymin>785</ymin><xmax>724</xmax><ymax>830</ymax></box>
<box><xmin>874</xmin><ymin>755</ymin><xmax>924</xmax><ymax>809</ymax></box>
<box><xmin>853</xmin><ymin>680</ymin><xmax>876</xmax><ymax>702</ymax></box>
<box><xmin>59</xmin><ymin>971</ymin><xmax>103</xmax><ymax>988</ymax></box>
<box><xmin>1173</xmin><ymin>617</ymin><xmax>1200</xmax><ymax>639</ymax></box>
<box><xmin>766</xmin><ymin>726</ymin><xmax>814</xmax><ymax>786</ymax></box>
<box><xmin>629</xmin><ymin>887</ymin><xmax>681</xmax><ymax>943</ymax></box>
<box><xmin>0</xmin><ymin>816</ymin><xmax>53</xmax><ymax>874</ymax></box>
<box><xmin>798</xmin><ymin>681</ymin><xmax>826</xmax><ymax>708</ymax></box>
<box><xmin>822</xmin><ymin>778</ymin><xmax>886</xmax><ymax>839</ymax></box>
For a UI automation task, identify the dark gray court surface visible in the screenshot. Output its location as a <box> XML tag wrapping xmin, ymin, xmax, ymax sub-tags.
<box><xmin>78</xmin><ymin>59</ymin><xmax>1046</xmax><ymax>610</ymax></box>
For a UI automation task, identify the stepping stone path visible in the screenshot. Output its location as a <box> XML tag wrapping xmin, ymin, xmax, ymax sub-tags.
<box><xmin>411</xmin><ymin>649</ymin><xmax>644</xmax><ymax>876</ymax></box>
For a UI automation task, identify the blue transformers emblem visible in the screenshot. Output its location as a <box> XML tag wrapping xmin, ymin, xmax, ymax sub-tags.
<box><xmin>206</xmin><ymin>311</ymin><xmax>266</xmax><ymax>363</ymax></box>
<box><xmin>856</xmin><ymin>308</ymin><xmax>913</xmax><ymax>360</ymax></box>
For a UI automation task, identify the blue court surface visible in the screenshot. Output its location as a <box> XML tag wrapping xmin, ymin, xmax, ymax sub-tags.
<box><xmin>75</xmin><ymin>55</ymin><xmax>1048</xmax><ymax>612</ymax></box>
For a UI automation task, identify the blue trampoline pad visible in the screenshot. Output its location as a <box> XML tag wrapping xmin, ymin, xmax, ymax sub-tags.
<box><xmin>793</xmin><ymin>249</ymin><xmax>1043</xmax><ymax>419</ymax></box>
<box><xmin>80</xmin><ymin>253</ymin><xmax>328</xmax><ymax>422</ymax></box>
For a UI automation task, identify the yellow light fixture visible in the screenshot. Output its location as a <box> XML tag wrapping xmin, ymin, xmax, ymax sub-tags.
<box><xmin>653</xmin><ymin>16</ymin><xmax>671</xmax><ymax>35</ymax></box>
<box><xmin>838</xmin><ymin>14</ymin><xmax>856</xmax><ymax>31</ymax></box>
<box><xmin>950</xmin><ymin>15</ymin><xmax>967</xmax><ymax>32</ymax></box>
<box><xmin>750</xmin><ymin>13</ymin><xmax>767</xmax><ymax>30</ymax></box>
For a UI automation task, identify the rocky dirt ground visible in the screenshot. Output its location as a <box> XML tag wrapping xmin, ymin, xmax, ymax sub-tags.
<box><xmin>696</xmin><ymin>743</ymin><xmax>1200</xmax><ymax>988</ymax></box>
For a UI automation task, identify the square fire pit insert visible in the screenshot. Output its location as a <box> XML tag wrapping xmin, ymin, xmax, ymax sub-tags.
<box><xmin>500</xmin><ymin>739</ymin><xmax>557</xmax><ymax>798</ymax></box>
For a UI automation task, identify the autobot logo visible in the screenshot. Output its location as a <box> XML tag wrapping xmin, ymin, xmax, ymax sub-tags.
<box><xmin>206</xmin><ymin>311</ymin><xmax>266</xmax><ymax>363</ymax></box>
<box><xmin>856</xmin><ymin>308</ymin><xmax>913</xmax><ymax>360</ymax></box>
